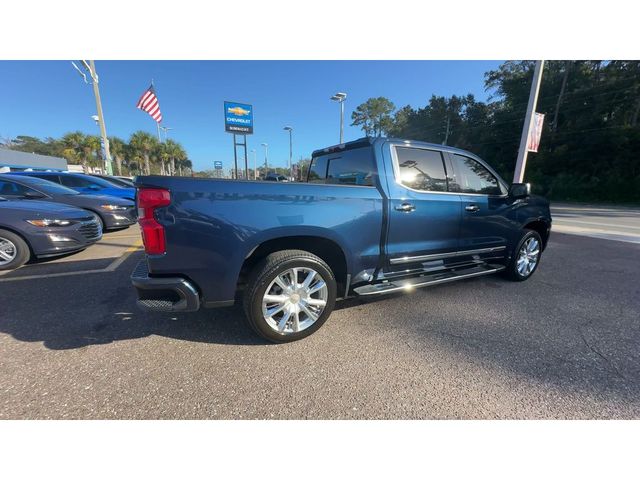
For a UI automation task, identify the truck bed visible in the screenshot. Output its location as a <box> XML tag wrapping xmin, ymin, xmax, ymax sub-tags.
<box><xmin>134</xmin><ymin>176</ymin><xmax>384</xmax><ymax>307</ymax></box>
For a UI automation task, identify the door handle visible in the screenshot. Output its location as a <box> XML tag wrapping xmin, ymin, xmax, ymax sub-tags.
<box><xmin>465</xmin><ymin>204</ymin><xmax>480</xmax><ymax>212</ymax></box>
<box><xmin>395</xmin><ymin>203</ymin><xmax>416</xmax><ymax>212</ymax></box>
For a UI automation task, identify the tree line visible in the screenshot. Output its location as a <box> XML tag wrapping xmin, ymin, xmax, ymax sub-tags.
<box><xmin>351</xmin><ymin>61</ymin><xmax>640</xmax><ymax>203</ymax></box>
<box><xmin>1</xmin><ymin>131</ymin><xmax>193</xmax><ymax>177</ymax></box>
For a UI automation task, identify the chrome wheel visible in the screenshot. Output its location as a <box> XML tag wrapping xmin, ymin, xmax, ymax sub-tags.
<box><xmin>0</xmin><ymin>237</ymin><xmax>17</xmax><ymax>266</ymax></box>
<box><xmin>262</xmin><ymin>267</ymin><xmax>328</xmax><ymax>335</ymax></box>
<box><xmin>516</xmin><ymin>237</ymin><xmax>540</xmax><ymax>277</ymax></box>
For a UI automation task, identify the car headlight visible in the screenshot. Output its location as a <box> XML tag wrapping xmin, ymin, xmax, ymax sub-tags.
<box><xmin>26</xmin><ymin>219</ymin><xmax>75</xmax><ymax>227</ymax></box>
<box><xmin>100</xmin><ymin>204</ymin><xmax>128</xmax><ymax>211</ymax></box>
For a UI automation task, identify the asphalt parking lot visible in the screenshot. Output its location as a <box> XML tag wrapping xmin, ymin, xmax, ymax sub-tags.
<box><xmin>1</xmin><ymin>208</ymin><xmax>639</xmax><ymax>419</ymax></box>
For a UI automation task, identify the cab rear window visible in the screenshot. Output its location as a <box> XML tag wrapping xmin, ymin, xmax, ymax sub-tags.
<box><xmin>307</xmin><ymin>147</ymin><xmax>376</xmax><ymax>186</ymax></box>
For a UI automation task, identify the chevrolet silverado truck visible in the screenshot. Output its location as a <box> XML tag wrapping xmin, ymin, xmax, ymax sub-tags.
<box><xmin>131</xmin><ymin>137</ymin><xmax>552</xmax><ymax>342</ymax></box>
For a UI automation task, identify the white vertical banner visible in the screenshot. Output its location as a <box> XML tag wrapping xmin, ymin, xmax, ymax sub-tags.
<box><xmin>527</xmin><ymin>112</ymin><xmax>545</xmax><ymax>152</ymax></box>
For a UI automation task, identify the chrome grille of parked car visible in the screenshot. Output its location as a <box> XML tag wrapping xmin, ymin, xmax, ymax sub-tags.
<box><xmin>78</xmin><ymin>219</ymin><xmax>101</xmax><ymax>240</ymax></box>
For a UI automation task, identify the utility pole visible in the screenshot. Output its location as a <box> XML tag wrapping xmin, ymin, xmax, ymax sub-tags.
<box><xmin>76</xmin><ymin>61</ymin><xmax>113</xmax><ymax>175</ymax></box>
<box><xmin>442</xmin><ymin>115</ymin><xmax>451</xmax><ymax>146</ymax></box>
<box><xmin>513</xmin><ymin>60</ymin><xmax>545</xmax><ymax>184</ymax></box>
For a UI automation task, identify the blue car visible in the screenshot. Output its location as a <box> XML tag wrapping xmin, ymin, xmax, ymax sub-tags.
<box><xmin>10</xmin><ymin>172</ymin><xmax>136</xmax><ymax>201</ymax></box>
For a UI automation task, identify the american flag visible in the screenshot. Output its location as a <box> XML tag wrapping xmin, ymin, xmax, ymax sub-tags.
<box><xmin>136</xmin><ymin>85</ymin><xmax>163</xmax><ymax>123</ymax></box>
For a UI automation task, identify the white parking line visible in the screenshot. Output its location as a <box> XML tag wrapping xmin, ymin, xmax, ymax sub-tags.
<box><xmin>0</xmin><ymin>241</ymin><xmax>142</xmax><ymax>283</ymax></box>
<box><xmin>553</xmin><ymin>218</ymin><xmax>640</xmax><ymax>231</ymax></box>
<box><xmin>552</xmin><ymin>224</ymin><xmax>640</xmax><ymax>244</ymax></box>
<box><xmin>551</xmin><ymin>206</ymin><xmax>640</xmax><ymax>215</ymax></box>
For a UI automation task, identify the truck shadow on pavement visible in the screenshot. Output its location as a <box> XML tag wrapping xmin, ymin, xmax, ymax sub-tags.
<box><xmin>1</xmin><ymin>234</ymin><xmax>639</xmax><ymax>407</ymax></box>
<box><xmin>0</xmin><ymin>252</ymin><xmax>266</xmax><ymax>349</ymax></box>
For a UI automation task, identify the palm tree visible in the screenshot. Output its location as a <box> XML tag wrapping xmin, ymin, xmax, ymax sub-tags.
<box><xmin>182</xmin><ymin>158</ymin><xmax>193</xmax><ymax>176</ymax></box>
<box><xmin>85</xmin><ymin>135</ymin><xmax>102</xmax><ymax>172</ymax></box>
<box><xmin>164</xmin><ymin>139</ymin><xmax>186</xmax><ymax>176</ymax></box>
<box><xmin>109</xmin><ymin>136</ymin><xmax>126</xmax><ymax>176</ymax></box>
<box><xmin>156</xmin><ymin>142</ymin><xmax>170</xmax><ymax>175</ymax></box>
<box><xmin>129</xmin><ymin>131</ymin><xmax>158</xmax><ymax>175</ymax></box>
<box><xmin>60</xmin><ymin>131</ymin><xmax>85</xmax><ymax>168</ymax></box>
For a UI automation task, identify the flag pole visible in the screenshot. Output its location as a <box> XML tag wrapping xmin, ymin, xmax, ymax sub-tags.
<box><xmin>151</xmin><ymin>79</ymin><xmax>162</xmax><ymax>142</ymax></box>
<box><xmin>152</xmin><ymin>80</ymin><xmax>163</xmax><ymax>174</ymax></box>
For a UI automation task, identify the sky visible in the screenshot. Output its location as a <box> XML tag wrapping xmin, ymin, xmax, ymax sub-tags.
<box><xmin>0</xmin><ymin>61</ymin><xmax>502</xmax><ymax>172</ymax></box>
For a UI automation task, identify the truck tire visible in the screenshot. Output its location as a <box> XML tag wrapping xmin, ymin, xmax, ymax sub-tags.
<box><xmin>0</xmin><ymin>229</ymin><xmax>31</xmax><ymax>271</ymax></box>
<box><xmin>243</xmin><ymin>249</ymin><xmax>337</xmax><ymax>343</ymax></box>
<box><xmin>502</xmin><ymin>229</ymin><xmax>542</xmax><ymax>281</ymax></box>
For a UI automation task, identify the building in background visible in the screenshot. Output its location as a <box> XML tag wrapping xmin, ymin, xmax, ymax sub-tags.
<box><xmin>0</xmin><ymin>149</ymin><xmax>67</xmax><ymax>172</ymax></box>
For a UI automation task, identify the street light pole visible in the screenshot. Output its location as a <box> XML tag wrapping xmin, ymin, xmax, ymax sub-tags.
<box><xmin>251</xmin><ymin>149</ymin><xmax>257</xmax><ymax>180</ymax></box>
<box><xmin>159</xmin><ymin>126</ymin><xmax>172</xmax><ymax>142</ymax></box>
<box><xmin>331</xmin><ymin>92</ymin><xmax>347</xmax><ymax>144</ymax></box>
<box><xmin>81</xmin><ymin>61</ymin><xmax>113</xmax><ymax>175</ymax></box>
<box><xmin>284</xmin><ymin>126</ymin><xmax>293</xmax><ymax>180</ymax></box>
<box><xmin>160</xmin><ymin>126</ymin><xmax>173</xmax><ymax>175</ymax></box>
<box><xmin>340</xmin><ymin>101</ymin><xmax>344</xmax><ymax>143</ymax></box>
<box><xmin>261</xmin><ymin>143</ymin><xmax>268</xmax><ymax>178</ymax></box>
<box><xmin>513</xmin><ymin>60</ymin><xmax>545</xmax><ymax>183</ymax></box>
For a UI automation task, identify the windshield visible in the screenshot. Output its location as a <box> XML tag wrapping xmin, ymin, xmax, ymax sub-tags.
<box><xmin>16</xmin><ymin>176</ymin><xmax>79</xmax><ymax>195</ymax></box>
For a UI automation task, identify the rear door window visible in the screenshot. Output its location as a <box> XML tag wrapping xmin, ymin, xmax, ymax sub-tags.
<box><xmin>395</xmin><ymin>147</ymin><xmax>448</xmax><ymax>192</ymax></box>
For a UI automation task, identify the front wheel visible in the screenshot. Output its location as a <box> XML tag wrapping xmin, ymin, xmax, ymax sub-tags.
<box><xmin>503</xmin><ymin>229</ymin><xmax>543</xmax><ymax>281</ymax></box>
<box><xmin>243</xmin><ymin>250</ymin><xmax>337</xmax><ymax>343</ymax></box>
<box><xmin>0</xmin><ymin>229</ymin><xmax>31</xmax><ymax>271</ymax></box>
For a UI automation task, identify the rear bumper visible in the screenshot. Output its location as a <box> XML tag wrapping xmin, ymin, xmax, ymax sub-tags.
<box><xmin>131</xmin><ymin>259</ymin><xmax>200</xmax><ymax>312</ymax></box>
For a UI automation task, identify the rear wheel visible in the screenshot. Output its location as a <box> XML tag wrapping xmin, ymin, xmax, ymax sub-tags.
<box><xmin>503</xmin><ymin>229</ymin><xmax>542</xmax><ymax>281</ymax></box>
<box><xmin>243</xmin><ymin>250</ymin><xmax>337</xmax><ymax>343</ymax></box>
<box><xmin>0</xmin><ymin>229</ymin><xmax>30</xmax><ymax>271</ymax></box>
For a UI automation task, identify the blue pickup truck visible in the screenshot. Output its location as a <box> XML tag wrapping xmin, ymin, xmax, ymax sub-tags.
<box><xmin>131</xmin><ymin>137</ymin><xmax>552</xmax><ymax>342</ymax></box>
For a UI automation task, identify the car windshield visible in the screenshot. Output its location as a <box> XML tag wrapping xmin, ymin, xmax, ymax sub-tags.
<box><xmin>15</xmin><ymin>175</ymin><xmax>79</xmax><ymax>195</ymax></box>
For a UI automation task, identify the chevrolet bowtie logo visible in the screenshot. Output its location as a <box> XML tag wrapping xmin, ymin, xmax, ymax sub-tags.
<box><xmin>227</xmin><ymin>106</ymin><xmax>251</xmax><ymax>116</ymax></box>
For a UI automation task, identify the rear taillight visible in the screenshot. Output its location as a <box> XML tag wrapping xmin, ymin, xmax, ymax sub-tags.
<box><xmin>137</xmin><ymin>187</ymin><xmax>171</xmax><ymax>255</ymax></box>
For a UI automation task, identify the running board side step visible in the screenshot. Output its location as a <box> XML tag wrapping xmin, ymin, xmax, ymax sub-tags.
<box><xmin>353</xmin><ymin>264</ymin><xmax>505</xmax><ymax>296</ymax></box>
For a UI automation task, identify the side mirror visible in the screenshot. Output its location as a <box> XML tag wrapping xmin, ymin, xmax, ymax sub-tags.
<box><xmin>23</xmin><ymin>191</ymin><xmax>45</xmax><ymax>199</ymax></box>
<box><xmin>509</xmin><ymin>183</ymin><xmax>531</xmax><ymax>199</ymax></box>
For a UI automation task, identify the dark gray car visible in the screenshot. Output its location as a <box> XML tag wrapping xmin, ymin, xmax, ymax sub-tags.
<box><xmin>0</xmin><ymin>197</ymin><xmax>102</xmax><ymax>270</ymax></box>
<box><xmin>0</xmin><ymin>174</ymin><xmax>136</xmax><ymax>231</ymax></box>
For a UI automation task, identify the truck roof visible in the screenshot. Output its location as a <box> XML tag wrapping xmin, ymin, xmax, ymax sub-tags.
<box><xmin>312</xmin><ymin>136</ymin><xmax>480</xmax><ymax>159</ymax></box>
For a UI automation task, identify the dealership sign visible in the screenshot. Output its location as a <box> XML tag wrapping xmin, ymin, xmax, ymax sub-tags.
<box><xmin>214</xmin><ymin>161</ymin><xmax>223</xmax><ymax>170</ymax></box>
<box><xmin>224</xmin><ymin>101</ymin><xmax>253</xmax><ymax>134</ymax></box>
